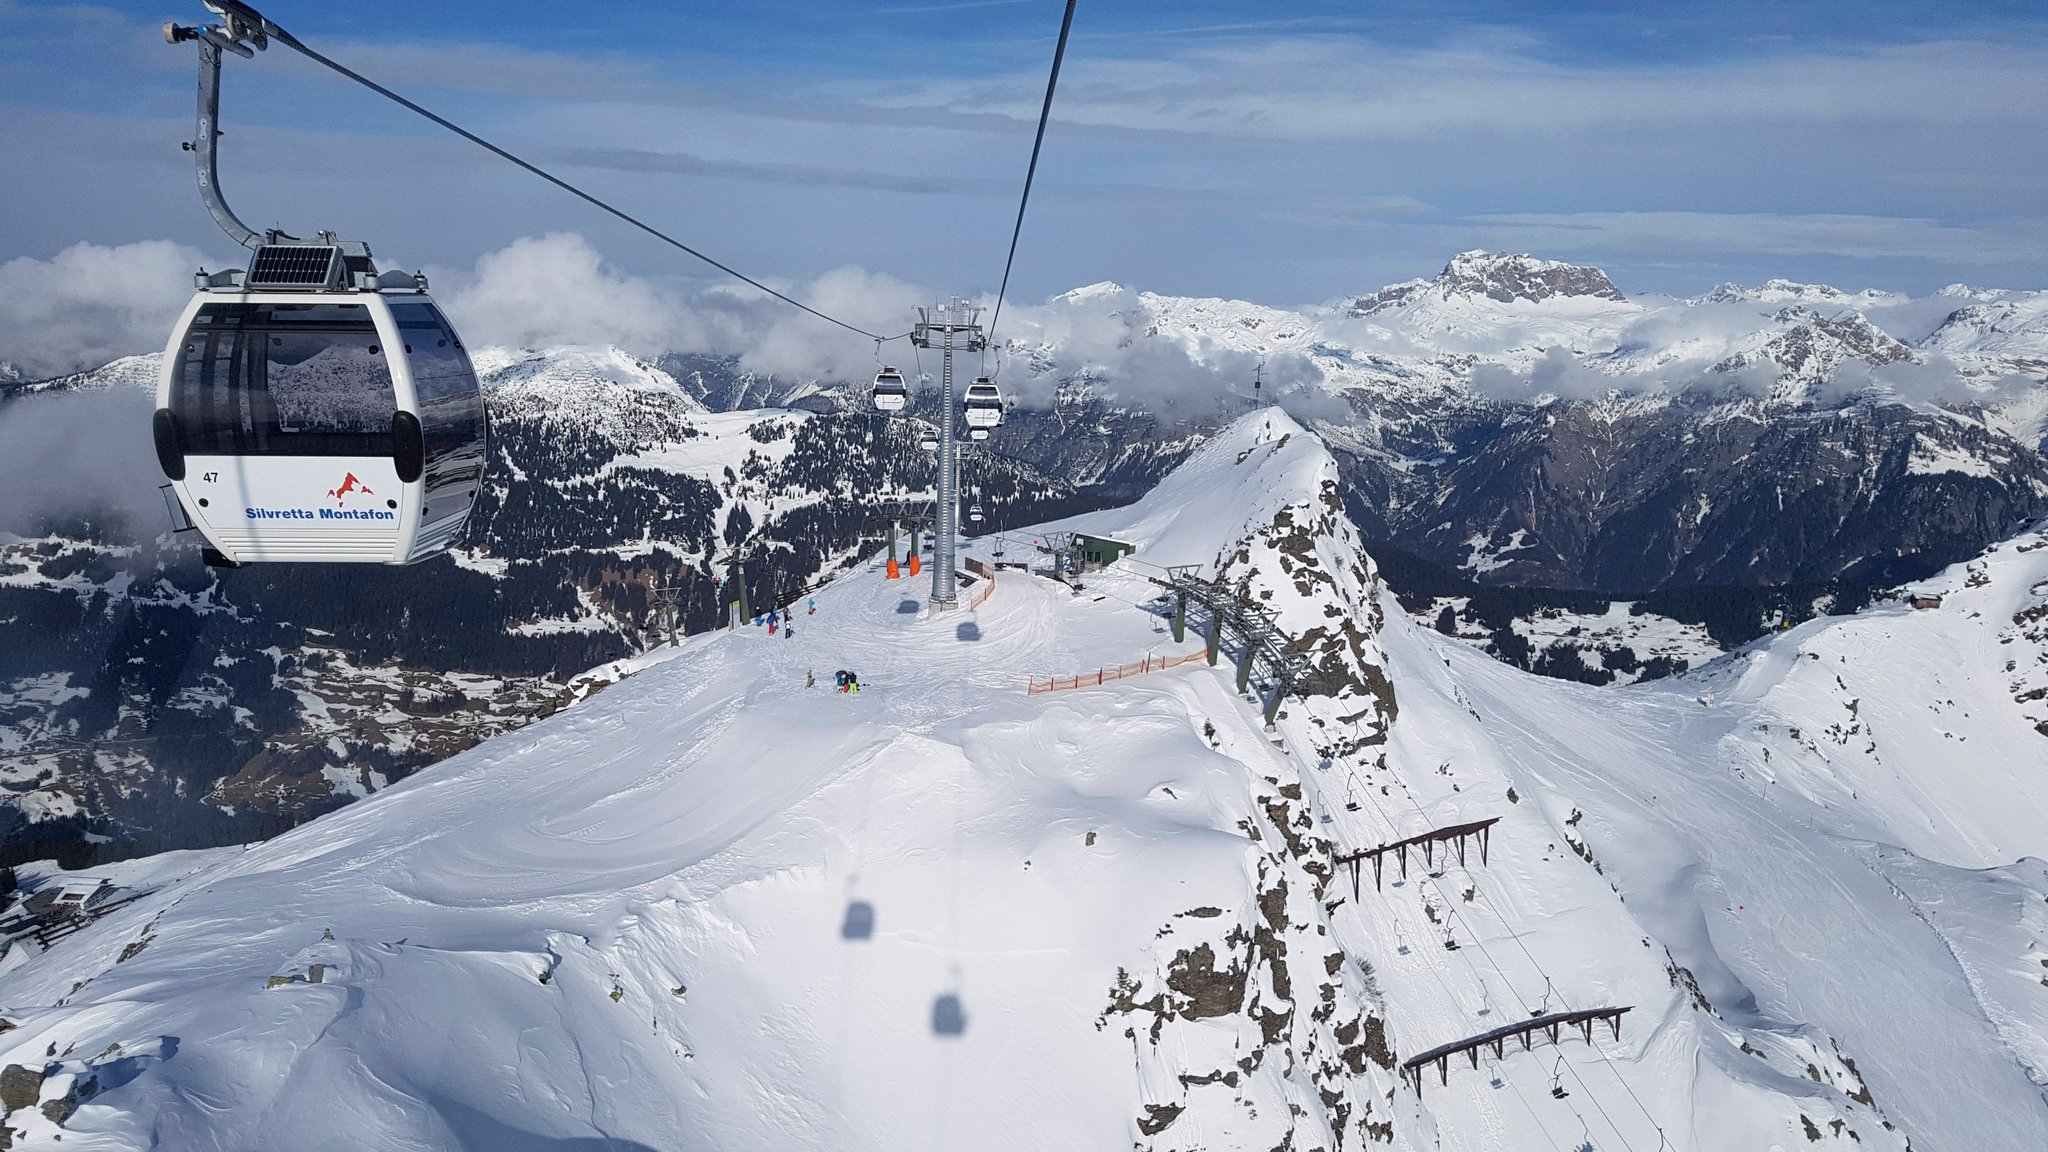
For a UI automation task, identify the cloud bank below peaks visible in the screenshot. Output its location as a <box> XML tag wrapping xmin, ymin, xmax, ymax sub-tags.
<box><xmin>0</xmin><ymin>241</ymin><xmax>212</xmax><ymax>379</ymax></box>
<box><xmin>437</xmin><ymin>233</ymin><xmax>925</xmax><ymax>383</ymax></box>
<box><xmin>437</xmin><ymin>236</ymin><xmax>1308</xmax><ymax>412</ymax></box>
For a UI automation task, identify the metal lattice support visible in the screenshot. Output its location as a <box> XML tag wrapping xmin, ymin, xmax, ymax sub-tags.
<box><xmin>650</xmin><ymin>583</ymin><xmax>688</xmax><ymax>648</ymax></box>
<box><xmin>1148</xmin><ymin>571</ymin><xmax>1326</xmax><ymax>716</ymax></box>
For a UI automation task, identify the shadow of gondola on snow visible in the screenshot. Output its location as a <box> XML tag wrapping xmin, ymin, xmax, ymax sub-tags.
<box><xmin>931</xmin><ymin>992</ymin><xmax>967</xmax><ymax>1037</ymax></box>
<box><xmin>841</xmin><ymin>900</ymin><xmax>875</xmax><ymax>940</ymax></box>
<box><xmin>954</xmin><ymin>622</ymin><xmax>981</xmax><ymax>642</ymax></box>
<box><xmin>896</xmin><ymin>600</ymin><xmax>921</xmax><ymax>614</ymax></box>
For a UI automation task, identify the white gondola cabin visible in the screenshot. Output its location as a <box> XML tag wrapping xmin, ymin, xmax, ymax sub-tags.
<box><xmin>964</xmin><ymin>376</ymin><xmax>1002</xmax><ymax>441</ymax></box>
<box><xmin>152</xmin><ymin>245</ymin><xmax>487</xmax><ymax>565</ymax></box>
<box><xmin>872</xmin><ymin>366</ymin><xmax>909</xmax><ymax>413</ymax></box>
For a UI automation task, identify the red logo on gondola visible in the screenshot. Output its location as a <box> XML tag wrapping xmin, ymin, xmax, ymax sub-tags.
<box><xmin>327</xmin><ymin>472</ymin><xmax>374</xmax><ymax>506</ymax></box>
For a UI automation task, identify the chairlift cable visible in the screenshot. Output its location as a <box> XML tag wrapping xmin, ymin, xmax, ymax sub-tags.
<box><xmin>241</xmin><ymin>12</ymin><xmax>897</xmax><ymax>342</ymax></box>
<box><xmin>985</xmin><ymin>0</ymin><xmax>1079</xmax><ymax>348</ymax></box>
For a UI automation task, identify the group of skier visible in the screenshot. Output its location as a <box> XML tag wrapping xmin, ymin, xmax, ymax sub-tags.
<box><xmin>762</xmin><ymin>596</ymin><xmax>859</xmax><ymax>693</ymax></box>
<box><xmin>748</xmin><ymin>595</ymin><xmax>865</xmax><ymax>694</ymax></box>
<box><xmin>804</xmin><ymin>668</ymin><xmax>860</xmax><ymax>692</ymax></box>
<box><xmin>758</xmin><ymin>597</ymin><xmax>817</xmax><ymax>639</ymax></box>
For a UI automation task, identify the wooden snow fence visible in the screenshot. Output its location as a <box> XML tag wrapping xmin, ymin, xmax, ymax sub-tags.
<box><xmin>967</xmin><ymin>560</ymin><xmax>997</xmax><ymax>610</ymax></box>
<box><xmin>1028</xmin><ymin>650</ymin><xmax>1208</xmax><ymax>695</ymax></box>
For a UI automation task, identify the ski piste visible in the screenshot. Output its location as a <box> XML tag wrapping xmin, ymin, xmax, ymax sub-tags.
<box><xmin>0</xmin><ymin>409</ymin><xmax>2042</xmax><ymax>1149</ymax></box>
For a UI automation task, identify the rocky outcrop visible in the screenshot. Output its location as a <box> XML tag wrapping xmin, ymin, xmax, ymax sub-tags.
<box><xmin>1349</xmin><ymin>250</ymin><xmax>1625</xmax><ymax>313</ymax></box>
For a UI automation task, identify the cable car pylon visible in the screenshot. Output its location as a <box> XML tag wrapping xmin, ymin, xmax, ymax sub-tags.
<box><xmin>908</xmin><ymin>299</ymin><xmax>985</xmax><ymax>610</ymax></box>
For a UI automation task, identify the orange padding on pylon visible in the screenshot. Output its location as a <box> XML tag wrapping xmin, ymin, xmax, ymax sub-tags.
<box><xmin>910</xmin><ymin>555</ymin><xmax>922</xmax><ymax>576</ymax></box>
<box><xmin>1026</xmin><ymin>650</ymin><xmax>1208</xmax><ymax>694</ymax></box>
<box><xmin>887</xmin><ymin>557</ymin><xmax>900</xmax><ymax>579</ymax></box>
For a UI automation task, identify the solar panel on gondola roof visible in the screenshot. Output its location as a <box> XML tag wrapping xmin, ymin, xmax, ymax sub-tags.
<box><xmin>246</xmin><ymin>245</ymin><xmax>343</xmax><ymax>290</ymax></box>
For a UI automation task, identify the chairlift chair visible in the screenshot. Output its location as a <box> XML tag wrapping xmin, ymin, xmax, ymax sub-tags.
<box><xmin>918</xmin><ymin>430</ymin><xmax>939</xmax><ymax>452</ymax></box>
<box><xmin>968</xmin><ymin>503</ymin><xmax>985</xmax><ymax>524</ymax></box>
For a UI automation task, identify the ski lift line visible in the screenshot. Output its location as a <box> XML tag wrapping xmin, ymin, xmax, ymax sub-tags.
<box><xmin>1368</xmin><ymin>760</ymin><xmax>1666</xmax><ymax>1148</ymax></box>
<box><xmin>1343</xmin><ymin>778</ymin><xmax>1643</xmax><ymax>1152</ymax></box>
<box><xmin>1333</xmin><ymin>722</ymin><xmax>1664</xmax><ymax>1152</ymax></box>
<box><xmin>1312</xmin><ymin>719</ymin><xmax>1636</xmax><ymax>1144</ymax></box>
<box><xmin>1345</xmin><ymin>800</ymin><xmax>1568</xmax><ymax>1152</ymax></box>
<box><xmin>985</xmin><ymin>0</ymin><xmax>1079</xmax><ymax>347</ymax></box>
<box><xmin>215</xmin><ymin>2</ymin><xmax>897</xmax><ymax>342</ymax></box>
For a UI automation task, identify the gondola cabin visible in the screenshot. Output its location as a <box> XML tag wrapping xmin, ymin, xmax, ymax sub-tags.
<box><xmin>963</xmin><ymin>377</ymin><xmax>1003</xmax><ymax>432</ymax></box>
<box><xmin>152</xmin><ymin>245</ymin><xmax>487</xmax><ymax>565</ymax></box>
<box><xmin>872</xmin><ymin>367</ymin><xmax>909</xmax><ymax>413</ymax></box>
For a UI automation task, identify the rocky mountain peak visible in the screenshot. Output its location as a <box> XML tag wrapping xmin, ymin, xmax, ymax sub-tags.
<box><xmin>1709</xmin><ymin>307</ymin><xmax>1916</xmax><ymax>395</ymax></box>
<box><xmin>1346</xmin><ymin>251</ymin><xmax>1625</xmax><ymax>315</ymax></box>
<box><xmin>1698</xmin><ymin>279</ymin><xmax>1906</xmax><ymax>308</ymax></box>
<box><xmin>1058</xmin><ymin>280</ymin><xmax>1129</xmax><ymax>302</ymax></box>
<box><xmin>1434</xmin><ymin>250</ymin><xmax>1627</xmax><ymax>304</ymax></box>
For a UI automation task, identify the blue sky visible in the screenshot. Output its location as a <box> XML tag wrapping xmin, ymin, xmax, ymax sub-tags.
<box><xmin>4</xmin><ymin>0</ymin><xmax>2048</xmax><ymax>317</ymax></box>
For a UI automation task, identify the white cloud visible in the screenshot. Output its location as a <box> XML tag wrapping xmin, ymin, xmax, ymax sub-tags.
<box><xmin>441</xmin><ymin>232</ymin><xmax>698</xmax><ymax>353</ymax></box>
<box><xmin>986</xmin><ymin>36</ymin><xmax>2048</xmax><ymax>141</ymax></box>
<box><xmin>0</xmin><ymin>385</ymin><xmax>163</xmax><ymax>534</ymax></box>
<box><xmin>0</xmin><ymin>240</ymin><xmax>210</xmax><ymax>379</ymax></box>
<box><xmin>437</xmin><ymin>233</ymin><xmax>924</xmax><ymax>382</ymax></box>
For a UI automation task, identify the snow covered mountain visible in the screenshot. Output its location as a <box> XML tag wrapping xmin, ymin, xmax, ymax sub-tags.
<box><xmin>1012</xmin><ymin>252</ymin><xmax>2048</xmax><ymax>590</ymax></box>
<box><xmin>6</xmin><ymin>248</ymin><xmax>2048</xmax><ymax>867</ymax></box>
<box><xmin>0</xmin><ymin>347</ymin><xmax>1187</xmax><ymax>866</ymax></box>
<box><xmin>0</xmin><ymin>409</ymin><xmax>2039</xmax><ymax>1149</ymax></box>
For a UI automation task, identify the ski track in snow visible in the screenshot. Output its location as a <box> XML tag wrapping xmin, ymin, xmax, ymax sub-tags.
<box><xmin>0</xmin><ymin>411</ymin><xmax>2043</xmax><ymax>1150</ymax></box>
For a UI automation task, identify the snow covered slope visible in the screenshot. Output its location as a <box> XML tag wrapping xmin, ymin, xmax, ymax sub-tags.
<box><xmin>0</xmin><ymin>412</ymin><xmax>2042</xmax><ymax>1151</ymax></box>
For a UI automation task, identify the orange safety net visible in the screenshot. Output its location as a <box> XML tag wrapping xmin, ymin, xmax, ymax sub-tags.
<box><xmin>1026</xmin><ymin>650</ymin><xmax>1207</xmax><ymax>694</ymax></box>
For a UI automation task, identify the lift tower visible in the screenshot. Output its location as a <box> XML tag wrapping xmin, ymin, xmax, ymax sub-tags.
<box><xmin>910</xmin><ymin>299</ymin><xmax>985</xmax><ymax>609</ymax></box>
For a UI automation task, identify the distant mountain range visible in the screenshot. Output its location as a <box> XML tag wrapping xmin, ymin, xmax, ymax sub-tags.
<box><xmin>2</xmin><ymin>249</ymin><xmax>2044</xmax><ymax>864</ymax></box>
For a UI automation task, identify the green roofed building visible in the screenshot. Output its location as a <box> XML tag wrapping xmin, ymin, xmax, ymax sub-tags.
<box><xmin>1074</xmin><ymin>533</ymin><xmax>1137</xmax><ymax>570</ymax></box>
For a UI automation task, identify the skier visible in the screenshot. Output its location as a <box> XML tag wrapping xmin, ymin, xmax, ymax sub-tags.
<box><xmin>785</xmin><ymin>623</ymin><xmax>795</xmax><ymax>640</ymax></box>
<box><xmin>808</xmin><ymin>598</ymin><xmax>815</xmax><ymax>616</ymax></box>
<box><xmin>806</xmin><ymin>669</ymin><xmax>815</xmax><ymax>688</ymax></box>
<box><xmin>848</xmin><ymin>671</ymin><xmax>860</xmax><ymax>694</ymax></box>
